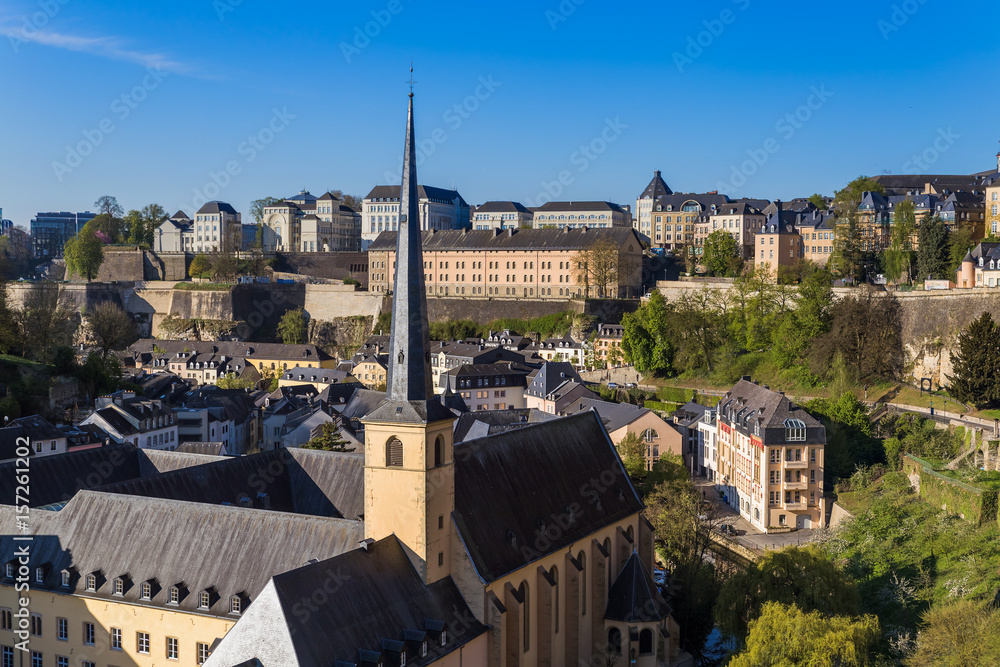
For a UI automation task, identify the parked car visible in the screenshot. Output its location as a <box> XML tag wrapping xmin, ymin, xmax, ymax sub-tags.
<box><xmin>607</xmin><ymin>382</ymin><xmax>618</xmax><ymax>389</ymax></box>
<box><xmin>652</xmin><ymin>569</ymin><xmax>666</xmax><ymax>586</ymax></box>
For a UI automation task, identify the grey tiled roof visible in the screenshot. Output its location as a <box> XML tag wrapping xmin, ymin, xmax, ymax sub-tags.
<box><xmin>453</xmin><ymin>411</ymin><xmax>643</xmax><ymax>582</ymax></box>
<box><xmin>474</xmin><ymin>201</ymin><xmax>531</xmax><ymax>214</ymax></box>
<box><xmin>364</xmin><ymin>184</ymin><xmax>468</xmax><ymax>207</ymax></box>
<box><xmin>639</xmin><ymin>170</ymin><xmax>673</xmax><ymax>199</ymax></box>
<box><xmin>196</xmin><ymin>201</ymin><xmax>238</xmax><ymax>215</ymax></box>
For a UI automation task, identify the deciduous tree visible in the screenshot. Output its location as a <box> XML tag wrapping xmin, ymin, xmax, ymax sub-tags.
<box><xmin>277</xmin><ymin>308</ymin><xmax>308</xmax><ymax>344</ymax></box>
<box><xmin>715</xmin><ymin>546</ymin><xmax>861</xmax><ymax>643</ymax></box>
<box><xmin>249</xmin><ymin>196</ymin><xmax>282</xmax><ymax>224</ymax></box>
<box><xmin>703</xmin><ymin>229</ymin><xmax>742</xmax><ymax>277</ymax></box>
<box><xmin>729</xmin><ymin>602</ymin><xmax>879</xmax><ymax>667</ymax></box>
<box><xmin>87</xmin><ymin>301</ymin><xmax>137</xmax><ymax>359</ymax></box>
<box><xmin>907</xmin><ymin>599</ymin><xmax>1000</xmax><ymax>667</ymax></box>
<box><xmin>809</xmin><ymin>289</ymin><xmax>902</xmax><ymax>382</ymax></box>
<box><xmin>188</xmin><ymin>253</ymin><xmax>212</xmax><ymax>278</ymax></box>
<box><xmin>64</xmin><ymin>222</ymin><xmax>104</xmax><ymax>282</ymax></box>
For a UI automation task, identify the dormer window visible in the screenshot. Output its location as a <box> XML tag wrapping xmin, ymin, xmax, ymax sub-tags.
<box><xmin>168</xmin><ymin>586</ymin><xmax>179</xmax><ymax>604</ymax></box>
<box><xmin>200</xmin><ymin>591</ymin><xmax>210</xmax><ymax>609</ymax></box>
<box><xmin>230</xmin><ymin>595</ymin><xmax>242</xmax><ymax>614</ymax></box>
<box><xmin>61</xmin><ymin>570</ymin><xmax>71</xmax><ymax>587</ymax></box>
<box><xmin>784</xmin><ymin>418</ymin><xmax>806</xmax><ymax>442</ymax></box>
<box><xmin>113</xmin><ymin>577</ymin><xmax>124</xmax><ymax>595</ymax></box>
<box><xmin>440</xmin><ymin>630</ymin><xmax>448</xmax><ymax>646</ymax></box>
<box><xmin>421</xmin><ymin>641</ymin><xmax>428</xmax><ymax>657</ymax></box>
<box><xmin>400</xmin><ymin>649</ymin><xmax>407</xmax><ymax>666</ymax></box>
<box><xmin>86</xmin><ymin>574</ymin><xmax>97</xmax><ymax>591</ymax></box>
<box><xmin>140</xmin><ymin>582</ymin><xmax>151</xmax><ymax>600</ymax></box>
<box><xmin>4</xmin><ymin>563</ymin><xmax>11</xmax><ymax>578</ymax></box>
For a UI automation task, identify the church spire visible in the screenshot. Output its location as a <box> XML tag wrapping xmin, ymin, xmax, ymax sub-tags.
<box><xmin>385</xmin><ymin>75</ymin><xmax>433</xmax><ymax>401</ymax></box>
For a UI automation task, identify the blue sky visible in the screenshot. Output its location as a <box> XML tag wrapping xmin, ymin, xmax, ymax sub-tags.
<box><xmin>1</xmin><ymin>0</ymin><xmax>998</xmax><ymax>226</ymax></box>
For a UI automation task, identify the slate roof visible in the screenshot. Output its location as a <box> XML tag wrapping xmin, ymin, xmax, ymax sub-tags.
<box><xmin>170</xmin><ymin>210</ymin><xmax>189</xmax><ymax>220</ymax></box>
<box><xmin>369</xmin><ymin>227</ymin><xmax>642</xmax><ymax>252</ymax></box>
<box><xmin>565</xmin><ymin>398</ymin><xmax>655</xmax><ymax>433</ymax></box>
<box><xmin>9</xmin><ymin>415</ymin><xmax>63</xmax><ymax>441</ymax></box>
<box><xmin>452</xmin><ymin>411</ymin><xmax>643</xmax><ymax>582</ymax></box>
<box><xmin>525</xmin><ymin>362</ymin><xmax>584</xmax><ymax>398</ymax></box>
<box><xmin>452</xmin><ymin>408</ymin><xmax>559</xmax><ymax>443</ymax></box>
<box><xmin>714</xmin><ymin>201</ymin><xmax>763</xmax><ymax>217</ymax></box>
<box><xmin>130</xmin><ymin>339</ymin><xmax>331</xmax><ymax>364</ymax></box>
<box><xmin>0</xmin><ymin>491</ymin><xmax>364</xmax><ymax>619</ymax></box>
<box><xmin>717</xmin><ymin>378</ymin><xmax>824</xmax><ymax>444</ymax></box>
<box><xmin>639</xmin><ymin>170</ymin><xmax>673</xmax><ymax>199</ymax></box>
<box><xmin>649</xmin><ymin>193</ymin><xmax>730</xmax><ymax>214</ymax></box>
<box><xmin>365</xmin><ymin>185</ymin><xmax>468</xmax><ymax>207</ymax></box>
<box><xmin>95</xmin><ymin>447</ymin><xmax>365</xmax><ymax>520</ymax></box>
<box><xmin>204</xmin><ymin>537</ymin><xmax>485</xmax><ymax>667</ymax></box>
<box><xmin>196</xmin><ymin>201</ymin><xmax>238</xmax><ymax>216</ymax></box>
<box><xmin>672</xmin><ymin>401</ymin><xmax>711</xmax><ymax>430</ymax></box>
<box><xmin>534</xmin><ymin>201</ymin><xmax>628</xmax><ymax>214</ymax></box>
<box><xmin>174</xmin><ymin>442</ymin><xmax>228</xmax><ymax>456</ymax></box>
<box><xmin>604</xmin><ymin>551</ymin><xmax>671</xmax><ymax>623</ymax></box>
<box><xmin>474</xmin><ymin>201</ymin><xmax>531</xmax><ymax>214</ymax></box>
<box><xmin>0</xmin><ymin>426</ymin><xmax>27</xmax><ymax>461</ymax></box>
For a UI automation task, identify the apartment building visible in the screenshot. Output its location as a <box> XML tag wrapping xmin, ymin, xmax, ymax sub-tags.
<box><xmin>524</xmin><ymin>362</ymin><xmax>598</xmax><ymax>414</ymax></box>
<box><xmin>361</xmin><ymin>184</ymin><xmax>469</xmax><ymax>249</ymax></box>
<box><xmin>564</xmin><ymin>397</ymin><xmax>682</xmax><ymax>471</ymax></box>
<box><xmin>129</xmin><ymin>340</ymin><xmax>335</xmax><ymax>377</ymax></box>
<box><xmin>795</xmin><ymin>210</ymin><xmax>837</xmax><ymax>267</ymax></box>
<box><xmin>634</xmin><ymin>170</ymin><xmax>673</xmax><ymax>235</ymax></box>
<box><xmin>154</xmin><ymin>202</ymin><xmax>242</xmax><ymax>254</ymax></box>
<box><xmin>525</xmin><ymin>334</ymin><xmax>587</xmax><ymax>368</ymax></box>
<box><xmin>531</xmin><ymin>201</ymin><xmax>632</xmax><ymax>230</ymax></box>
<box><xmin>259</xmin><ymin>190</ymin><xmax>361</xmax><ymax>253</ymax></box>
<box><xmin>0</xmin><ymin>416</ymin><xmax>68</xmax><ymax>459</ymax></box>
<box><xmin>696</xmin><ymin>408</ymin><xmax>719</xmax><ymax>481</ymax></box>
<box><xmin>429</xmin><ymin>341</ymin><xmax>524</xmax><ymax>390</ymax></box>
<box><xmin>592</xmin><ymin>323</ymin><xmax>624</xmax><ymax>369</ymax></box>
<box><xmin>753</xmin><ymin>206</ymin><xmax>804</xmax><ymax>279</ymax></box>
<box><xmin>643</xmin><ymin>193</ymin><xmax>730</xmax><ymax>251</ymax></box>
<box><xmin>80</xmin><ymin>391</ymin><xmax>178</xmax><ymax>450</ymax></box>
<box><xmin>471</xmin><ymin>201</ymin><xmax>533</xmax><ymax>230</ymax></box>
<box><xmin>715</xmin><ymin>378</ymin><xmax>826</xmax><ymax>531</ymax></box>
<box><xmin>986</xmin><ymin>171</ymin><xmax>1000</xmax><ymax>236</ymax></box>
<box><xmin>368</xmin><ymin>227</ymin><xmax>645</xmax><ymax>299</ymax></box>
<box><xmin>699</xmin><ymin>201</ymin><xmax>766</xmax><ymax>258</ymax></box>
<box><xmin>443</xmin><ymin>362</ymin><xmax>531</xmax><ymax>410</ymax></box>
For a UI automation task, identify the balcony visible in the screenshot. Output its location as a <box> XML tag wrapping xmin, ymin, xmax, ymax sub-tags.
<box><xmin>784</xmin><ymin>480</ymin><xmax>808</xmax><ymax>491</ymax></box>
<box><xmin>783</xmin><ymin>459</ymin><xmax>809</xmax><ymax>469</ymax></box>
<box><xmin>783</xmin><ymin>500</ymin><xmax>808</xmax><ymax>510</ymax></box>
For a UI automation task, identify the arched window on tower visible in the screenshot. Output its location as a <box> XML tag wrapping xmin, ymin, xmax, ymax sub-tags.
<box><xmin>434</xmin><ymin>436</ymin><xmax>443</xmax><ymax>467</ymax></box>
<box><xmin>386</xmin><ymin>437</ymin><xmax>403</xmax><ymax>467</ymax></box>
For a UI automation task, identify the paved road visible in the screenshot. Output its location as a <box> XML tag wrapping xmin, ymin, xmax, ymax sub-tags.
<box><xmin>694</xmin><ymin>476</ymin><xmax>818</xmax><ymax>553</ymax></box>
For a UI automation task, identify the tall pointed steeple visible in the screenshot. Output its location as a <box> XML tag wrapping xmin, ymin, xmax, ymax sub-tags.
<box><xmin>385</xmin><ymin>75</ymin><xmax>433</xmax><ymax>401</ymax></box>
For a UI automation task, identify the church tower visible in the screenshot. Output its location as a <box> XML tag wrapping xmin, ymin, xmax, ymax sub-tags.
<box><xmin>362</xmin><ymin>76</ymin><xmax>457</xmax><ymax>585</ymax></box>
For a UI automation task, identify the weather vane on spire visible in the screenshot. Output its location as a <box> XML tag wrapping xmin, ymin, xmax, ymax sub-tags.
<box><xmin>408</xmin><ymin>63</ymin><xmax>416</xmax><ymax>97</ymax></box>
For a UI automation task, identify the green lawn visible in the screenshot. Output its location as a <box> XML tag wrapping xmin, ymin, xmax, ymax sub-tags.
<box><xmin>173</xmin><ymin>282</ymin><xmax>235</xmax><ymax>291</ymax></box>
<box><xmin>0</xmin><ymin>354</ymin><xmax>50</xmax><ymax>372</ymax></box>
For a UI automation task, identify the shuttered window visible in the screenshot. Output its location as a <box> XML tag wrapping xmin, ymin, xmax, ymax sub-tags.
<box><xmin>387</xmin><ymin>438</ymin><xmax>403</xmax><ymax>467</ymax></box>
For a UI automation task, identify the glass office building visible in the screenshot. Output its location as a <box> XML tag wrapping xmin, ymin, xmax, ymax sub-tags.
<box><xmin>30</xmin><ymin>211</ymin><xmax>97</xmax><ymax>257</ymax></box>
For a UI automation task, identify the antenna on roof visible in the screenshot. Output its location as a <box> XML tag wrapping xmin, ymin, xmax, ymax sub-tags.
<box><xmin>407</xmin><ymin>62</ymin><xmax>416</xmax><ymax>98</ymax></box>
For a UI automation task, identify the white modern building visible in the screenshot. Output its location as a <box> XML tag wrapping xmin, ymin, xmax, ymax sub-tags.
<box><xmin>696</xmin><ymin>408</ymin><xmax>718</xmax><ymax>481</ymax></box>
<box><xmin>361</xmin><ymin>184</ymin><xmax>469</xmax><ymax>249</ymax></box>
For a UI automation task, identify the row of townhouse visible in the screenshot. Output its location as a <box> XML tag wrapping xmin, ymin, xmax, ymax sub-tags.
<box><xmin>128</xmin><ymin>339</ymin><xmax>335</xmax><ymax>380</ymax></box>
<box><xmin>259</xmin><ymin>189</ymin><xmax>362</xmax><ymax>252</ymax></box>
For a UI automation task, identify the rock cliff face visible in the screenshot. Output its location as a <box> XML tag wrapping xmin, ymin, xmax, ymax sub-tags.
<box><xmin>898</xmin><ymin>291</ymin><xmax>1000</xmax><ymax>388</ymax></box>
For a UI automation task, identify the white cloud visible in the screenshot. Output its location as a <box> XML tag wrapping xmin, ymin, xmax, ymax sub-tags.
<box><xmin>3</xmin><ymin>27</ymin><xmax>190</xmax><ymax>73</ymax></box>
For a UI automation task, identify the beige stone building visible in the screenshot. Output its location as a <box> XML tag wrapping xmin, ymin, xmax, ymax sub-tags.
<box><xmin>532</xmin><ymin>201</ymin><xmax>632</xmax><ymax>230</ymax></box>
<box><xmin>563</xmin><ymin>397</ymin><xmax>683</xmax><ymax>471</ymax></box>
<box><xmin>368</xmin><ymin>227</ymin><xmax>645</xmax><ymax>299</ymax></box>
<box><xmin>753</xmin><ymin>207</ymin><xmax>804</xmax><ymax>279</ymax></box>
<box><xmin>361</xmin><ymin>184</ymin><xmax>469</xmax><ymax>250</ymax></box>
<box><xmin>260</xmin><ymin>190</ymin><xmax>361</xmax><ymax>252</ymax></box>
<box><xmin>703</xmin><ymin>201</ymin><xmax>766</xmax><ymax>258</ymax></box>
<box><xmin>715</xmin><ymin>378</ymin><xmax>826</xmax><ymax>531</ymax></box>
<box><xmin>154</xmin><ymin>202</ymin><xmax>241</xmax><ymax>254</ymax></box>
